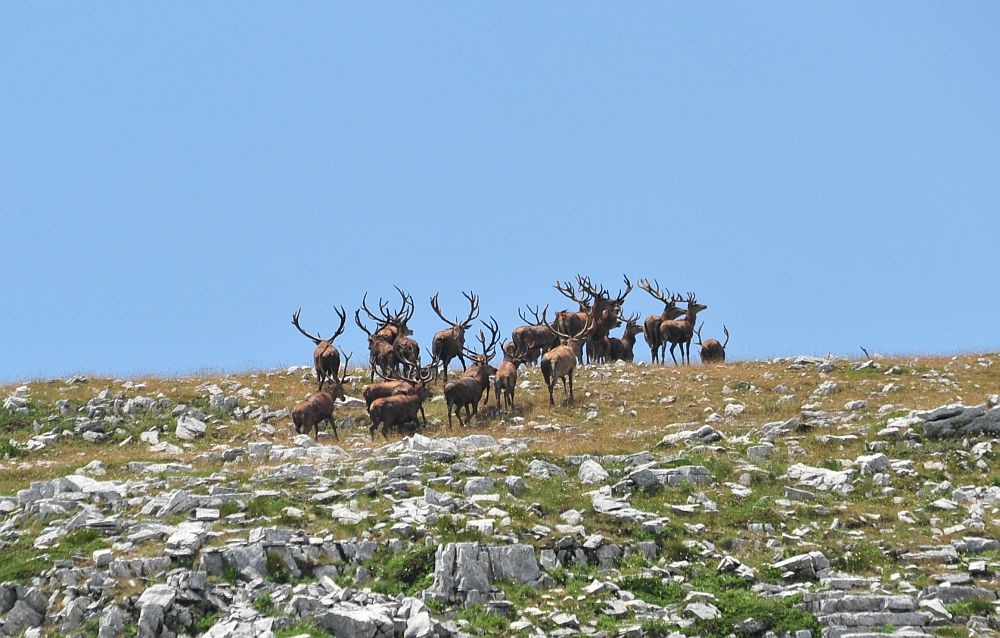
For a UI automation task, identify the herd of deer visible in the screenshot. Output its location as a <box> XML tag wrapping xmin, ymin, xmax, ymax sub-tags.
<box><xmin>288</xmin><ymin>276</ymin><xmax>730</xmax><ymax>441</ymax></box>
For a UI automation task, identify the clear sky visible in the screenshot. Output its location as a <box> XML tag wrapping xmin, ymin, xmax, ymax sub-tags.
<box><xmin>2</xmin><ymin>3</ymin><xmax>999</xmax><ymax>381</ymax></box>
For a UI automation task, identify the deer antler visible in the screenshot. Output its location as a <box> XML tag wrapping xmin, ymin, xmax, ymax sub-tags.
<box><xmin>518</xmin><ymin>305</ymin><xmax>544</xmax><ymax>326</ymax></box>
<box><xmin>614</xmin><ymin>274</ymin><xmax>633</xmax><ymax>304</ymax></box>
<box><xmin>576</xmin><ymin>275</ymin><xmax>607</xmax><ymax>300</ymax></box>
<box><xmin>354</xmin><ymin>309</ymin><xmax>373</xmax><ymax>336</ymax></box>
<box><xmin>291</xmin><ymin>308</ymin><xmax>323</xmax><ymax>344</ymax></box>
<box><xmin>554</xmin><ymin>280</ymin><xmax>590</xmax><ymax>306</ymax></box>
<box><xmin>360</xmin><ymin>292</ymin><xmax>385</xmax><ymax>324</ymax></box>
<box><xmin>694</xmin><ymin>322</ymin><xmax>705</xmax><ymax>347</ymax></box>
<box><xmin>339</xmin><ymin>353</ymin><xmax>353</xmax><ymax>385</ymax></box>
<box><xmin>722</xmin><ymin>325</ymin><xmax>730</xmax><ymax>349</ymax></box>
<box><xmin>637</xmin><ymin>278</ymin><xmax>674</xmax><ymax>305</ymax></box>
<box><xmin>328</xmin><ymin>306</ymin><xmax>347</xmax><ymax>342</ymax></box>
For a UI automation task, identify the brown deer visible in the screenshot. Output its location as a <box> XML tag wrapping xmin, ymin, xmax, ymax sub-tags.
<box><xmin>367</xmin><ymin>366</ymin><xmax>434</xmax><ymax>441</ymax></box>
<box><xmin>495</xmin><ymin>341</ymin><xmax>530</xmax><ymax>412</ymax></box>
<box><xmin>430</xmin><ymin>291</ymin><xmax>479</xmax><ymax>381</ymax></box>
<box><xmin>292</xmin><ymin>354</ymin><xmax>352</xmax><ymax>440</ymax></box>
<box><xmin>576</xmin><ymin>275</ymin><xmax>632</xmax><ymax>364</ymax></box>
<box><xmin>361</xmin><ymin>358</ymin><xmax>435</xmax><ymax>428</ymax></box>
<box><xmin>540</xmin><ymin>306</ymin><xmax>596</xmax><ymax>405</ymax></box>
<box><xmin>637</xmin><ymin>278</ymin><xmax>686</xmax><ymax>364</ymax></box>
<box><xmin>291</xmin><ymin>306</ymin><xmax>347</xmax><ymax>390</ymax></box>
<box><xmin>445</xmin><ymin>318</ymin><xmax>500</xmax><ymax>428</ymax></box>
<box><xmin>660</xmin><ymin>292</ymin><xmax>708</xmax><ymax>366</ymax></box>
<box><xmin>511</xmin><ymin>305</ymin><xmax>559</xmax><ymax>366</ymax></box>
<box><xmin>607</xmin><ymin>314</ymin><xmax>644</xmax><ymax>362</ymax></box>
<box><xmin>695</xmin><ymin>323</ymin><xmax>729</xmax><ymax>364</ymax></box>
<box><xmin>552</xmin><ymin>279</ymin><xmax>595</xmax><ymax>364</ymax></box>
<box><xmin>355</xmin><ymin>288</ymin><xmax>415</xmax><ymax>381</ymax></box>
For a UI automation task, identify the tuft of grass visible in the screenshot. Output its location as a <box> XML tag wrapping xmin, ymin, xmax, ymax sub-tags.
<box><xmin>945</xmin><ymin>599</ymin><xmax>996</xmax><ymax>617</ymax></box>
<box><xmin>253</xmin><ymin>592</ymin><xmax>275</xmax><ymax>616</ymax></box>
<box><xmin>368</xmin><ymin>544</ymin><xmax>438</xmax><ymax>596</ymax></box>
<box><xmin>0</xmin><ymin>543</ymin><xmax>49</xmax><ymax>581</ymax></box>
<box><xmin>840</xmin><ymin>541</ymin><xmax>888</xmax><ymax>574</ymax></box>
<box><xmin>49</xmin><ymin>528</ymin><xmax>108</xmax><ymax>562</ymax></box>
<box><xmin>454</xmin><ymin>605</ymin><xmax>508</xmax><ymax>637</ymax></box>
<box><xmin>616</xmin><ymin>575</ymin><xmax>684</xmax><ymax>607</ymax></box>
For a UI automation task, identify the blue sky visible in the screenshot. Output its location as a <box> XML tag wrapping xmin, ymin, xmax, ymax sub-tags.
<box><xmin>2</xmin><ymin>3</ymin><xmax>998</xmax><ymax>380</ymax></box>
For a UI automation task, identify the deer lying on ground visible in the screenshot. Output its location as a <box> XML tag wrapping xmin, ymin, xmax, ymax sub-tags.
<box><xmin>292</xmin><ymin>354</ymin><xmax>352</xmax><ymax>440</ymax></box>
<box><xmin>608</xmin><ymin>314</ymin><xmax>644</xmax><ymax>362</ymax></box>
<box><xmin>540</xmin><ymin>306</ymin><xmax>595</xmax><ymax>405</ymax></box>
<box><xmin>637</xmin><ymin>278</ymin><xmax>686</xmax><ymax>364</ymax></box>
<box><xmin>512</xmin><ymin>305</ymin><xmax>559</xmax><ymax>366</ymax></box>
<box><xmin>696</xmin><ymin>323</ymin><xmax>729</xmax><ymax>364</ymax></box>
<box><xmin>661</xmin><ymin>292</ymin><xmax>708</xmax><ymax>365</ymax></box>
<box><xmin>291</xmin><ymin>306</ymin><xmax>347</xmax><ymax>390</ymax></box>
<box><xmin>445</xmin><ymin>318</ymin><xmax>500</xmax><ymax>428</ymax></box>
<box><xmin>430</xmin><ymin>291</ymin><xmax>479</xmax><ymax>381</ymax></box>
<box><xmin>495</xmin><ymin>341</ymin><xmax>530</xmax><ymax>412</ymax></box>
<box><xmin>367</xmin><ymin>365</ymin><xmax>434</xmax><ymax>440</ymax></box>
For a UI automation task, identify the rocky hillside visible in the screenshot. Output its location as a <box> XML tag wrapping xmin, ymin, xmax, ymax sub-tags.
<box><xmin>0</xmin><ymin>353</ymin><xmax>998</xmax><ymax>638</ymax></box>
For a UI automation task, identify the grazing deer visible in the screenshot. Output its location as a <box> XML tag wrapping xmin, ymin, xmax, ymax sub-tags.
<box><xmin>660</xmin><ymin>292</ymin><xmax>708</xmax><ymax>366</ymax></box>
<box><xmin>445</xmin><ymin>318</ymin><xmax>500</xmax><ymax>428</ymax></box>
<box><xmin>368</xmin><ymin>366</ymin><xmax>434</xmax><ymax>441</ymax></box>
<box><xmin>512</xmin><ymin>305</ymin><xmax>559</xmax><ymax>367</ymax></box>
<box><xmin>291</xmin><ymin>306</ymin><xmax>347</xmax><ymax>390</ymax></box>
<box><xmin>292</xmin><ymin>354</ymin><xmax>352</xmax><ymax>440</ymax></box>
<box><xmin>637</xmin><ymin>278</ymin><xmax>686</xmax><ymax>364</ymax></box>
<box><xmin>540</xmin><ymin>306</ymin><xmax>596</xmax><ymax>405</ymax></box>
<box><xmin>695</xmin><ymin>323</ymin><xmax>729</xmax><ymax>364</ymax></box>
<box><xmin>430</xmin><ymin>291</ymin><xmax>479</xmax><ymax>381</ymax></box>
<box><xmin>495</xmin><ymin>341</ymin><xmax>530</xmax><ymax>412</ymax></box>
<box><xmin>608</xmin><ymin>314</ymin><xmax>644</xmax><ymax>362</ymax></box>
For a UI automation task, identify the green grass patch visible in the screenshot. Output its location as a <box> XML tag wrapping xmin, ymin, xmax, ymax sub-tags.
<box><xmin>0</xmin><ymin>543</ymin><xmax>49</xmax><ymax>582</ymax></box>
<box><xmin>49</xmin><ymin>528</ymin><xmax>108</xmax><ymax>561</ymax></box>
<box><xmin>616</xmin><ymin>575</ymin><xmax>684</xmax><ymax>606</ymax></box>
<box><xmin>454</xmin><ymin>605</ymin><xmax>508</xmax><ymax>637</ymax></box>
<box><xmin>253</xmin><ymin>592</ymin><xmax>275</xmax><ymax>616</ymax></box>
<box><xmin>945</xmin><ymin>599</ymin><xmax>996</xmax><ymax>617</ymax></box>
<box><xmin>368</xmin><ymin>544</ymin><xmax>437</xmax><ymax>596</ymax></box>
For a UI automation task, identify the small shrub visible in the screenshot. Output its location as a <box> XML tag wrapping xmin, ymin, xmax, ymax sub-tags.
<box><xmin>616</xmin><ymin>576</ymin><xmax>684</xmax><ymax>607</ymax></box>
<box><xmin>946</xmin><ymin>599</ymin><xmax>996</xmax><ymax>617</ymax></box>
<box><xmin>253</xmin><ymin>592</ymin><xmax>275</xmax><ymax>615</ymax></box>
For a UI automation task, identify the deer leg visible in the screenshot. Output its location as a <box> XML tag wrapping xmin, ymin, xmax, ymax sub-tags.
<box><xmin>447</xmin><ymin>401</ymin><xmax>454</xmax><ymax>429</ymax></box>
<box><xmin>329</xmin><ymin>417</ymin><xmax>338</xmax><ymax>441</ymax></box>
<box><xmin>458</xmin><ymin>353</ymin><xmax>466</xmax><ymax>371</ymax></box>
<box><xmin>547</xmin><ymin>382</ymin><xmax>555</xmax><ymax>406</ymax></box>
<box><xmin>420</xmin><ymin>406</ymin><xmax>427</xmax><ymax>428</ymax></box>
<box><xmin>568</xmin><ymin>370</ymin><xmax>574</xmax><ymax>403</ymax></box>
<box><xmin>669</xmin><ymin>342</ymin><xmax>680</xmax><ymax>366</ymax></box>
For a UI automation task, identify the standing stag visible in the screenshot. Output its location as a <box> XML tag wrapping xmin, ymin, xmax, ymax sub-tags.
<box><xmin>660</xmin><ymin>292</ymin><xmax>708</xmax><ymax>366</ymax></box>
<box><xmin>575</xmin><ymin>275</ymin><xmax>632</xmax><ymax>363</ymax></box>
<box><xmin>354</xmin><ymin>288</ymin><xmax>415</xmax><ymax>381</ymax></box>
<box><xmin>494</xmin><ymin>341</ymin><xmax>530</xmax><ymax>412</ymax></box>
<box><xmin>695</xmin><ymin>324</ymin><xmax>730</xmax><ymax>364</ymax></box>
<box><xmin>607</xmin><ymin>314</ymin><xmax>644</xmax><ymax>362</ymax></box>
<box><xmin>291</xmin><ymin>306</ymin><xmax>347</xmax><ymax>390</ymax></box>
<box><xmin>552</xmin><ymin>280</ymin><xmax>593</xmax><ymax>364</ymax></box>
<box><xmin>637</xmin><ymin>278</ymin><xmax>686</xmax><ymax>364</ymax></box>
<box><xmin>445</xmin><ymin>318</ymin><xmax>500</xmax><ymax>428</ymax></box>
<box><xmin>429</xmin><ymin>291</ymin><xmax>479</xmax><ymax>381</ymax></box>
<box><xmin>367</xmin><ymin>365</ymin><xmax>434</xmax><ymax>440</ymax></box>
<box><xmin>292</xmin><ymin>354</ymin><xmax>352</xmax><ymax>440</ymax></box>
<box><xmin>540</xmin><ymin>306</ymin><xmax>596</xmax><ymax>405</ymax></box>
<box><xmin>362</xmin><ymin>356</ymin><xmax>435</xmax><ymax>428</ymax></box>
<box><xmin>512</xmin><ymin>305</ymin><xmax>559</xmax><ymax>366</ymax></box>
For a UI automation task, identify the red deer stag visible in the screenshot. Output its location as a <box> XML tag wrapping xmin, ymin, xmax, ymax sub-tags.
<box><xmin>292</xmin><ymin>354</ymin><xmax>352</xmax><ymax>440</ymax></box>
<box><xmin>495</xmin><ymin>341</ymin><xmax>530</xmax><ymax>412</ymax></box>
<box><xmin>553</xmin><ymin>280</ymin><xmax>593</xmax><ymax>364</ymax></box>
<box><xmin>367</xmin><ymin>365</ymin><xmax>434</xmax><ymax>440</ymax></box>
<box><xmin>637</xmin><ymin>278</ymin><xmax>686</xmax><ymax>364</ymax></box>
<box><xmin>607</xmin><ymin>314</ymin><xmax>644</xmax><ymax>362</ymax></box>
<box><xmin>445</xmin><ymin>318</ymin><xmax>500</xmax><ymax>428</ymax></box>
<box><xmin>291</xmin><ymin>306</ymin><xmax>347</xmax><ymax>390</ymax></box>
<box><xmin>512</xmin><ymin>305</ymin><xmax>559</xmax><ymax>367</ymax></box>
<box><xmin>355</xmin><ymin>288</ymin><xmax>415</xmax><ymax>381</ymax></box>
<box><xmin>430</xmin><ymin>291</ymin><xmax>479</xmax><ymax>381</ymax></box>
<box><xmin>576</xmin><ymin>275</ymin><xmax>632</xmax><ymax>363</ymax></box>
<box><xmin>660</xmin><ymin>292</ymin><xmax>708</xmax><ymax>366</ymax></box>
<box><xmin>361</xmin><ymin>357</ymin><xmax>435</xmax><ymax>428</ymax></box>
<box><xmin>540</xmin><ymin>306</ymin><xmax>596</xmax><ymax>405</ymax></box>
<box><xmin>695</xmin><ymin>323</ymin><xmax>730</xmax><ymax>364</ymax></box>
